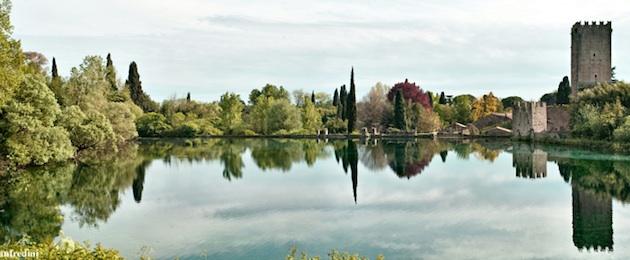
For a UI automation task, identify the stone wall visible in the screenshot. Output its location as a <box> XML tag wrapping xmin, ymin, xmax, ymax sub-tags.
<box><xmin>547</xmin><ymin>106</ymin><xmax>571</xmax><ymax>133</ymax></box>
<box><xmin>571</xmin><ymin>21</ymin><xmax>612</xmax><ymax>97</ymax></box>
<box><xmin>513</xmin><ymin>101</ymin><xmax>547</xmax><ymax>137</ymax></box>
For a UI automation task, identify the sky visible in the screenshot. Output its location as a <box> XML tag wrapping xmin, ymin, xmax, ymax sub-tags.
<box><xmin>11</xmin><ymin>0</ymin><xmax>630</xmax><ymax>102</ymax></box>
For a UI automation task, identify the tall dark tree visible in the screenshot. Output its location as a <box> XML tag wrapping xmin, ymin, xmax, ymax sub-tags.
<box><xmin>338</xmin><ymin>85</ymin><xmax>347</xmax><ymax>119</ymax></box>
<box><xmin>311</xmin><ymin>91</ymin><xmax>316</xmax><ymax>104</ymax></box>
<box><xmin>427</xmin><ymin>91</ymin><xmax>434</xmax><ymax>105</ymax></box>
<box><xmin>346</xmin><ymin>67</ymin><xmax>357</xmax><ymax>133</ymax></box>
<box><xmin>439</xmin><ymin>91</ymin><xmax>447</xmax><ymax>105</ymax></box>
<box><xmin>51</xmin><ymin>57</ymin><xmax>58</xmax><ymax>78</ymax></box>
<box><xmin>332</xmin><ymin>88</ymin><xmax>339</xmax><ymax>107</ymax></box>
<box><xmin>126</xmin><ymin>61</ymin><xmax>157</xmax><ymax>112</ymax></box>
<box><xmin>105</xmin><ymin>53</ymin><xmax>117</xmax><ymax>92</ymax></box>
<box><xmin>557</xmin><ymin>76</ymin><xmax>571</xmax><ymax>105</ymax></box>
<box><xmin>186</xmin><ymin>92</ymin><xmax>191</xmax><ymax>102</ymax></box>
<box><xmin>394</xmin><ymin>90</ymin><xmax>407</xmax><ymax>130</ymax></box>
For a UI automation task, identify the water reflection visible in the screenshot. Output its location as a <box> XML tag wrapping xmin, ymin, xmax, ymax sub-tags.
<box><xmin>0</xmin><ymin>138</ymin><xmax>629</xmax><ymax>257</ymax></box>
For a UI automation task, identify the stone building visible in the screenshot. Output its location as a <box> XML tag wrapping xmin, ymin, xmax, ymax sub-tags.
<box><xmin>571</xmin><ymin>21</ymin><xmax>612</xmax><ymax>97</ymax></box>
<box><xmin>512</xmin><ymin>143</ymin><xmax>548</xmax><ymax>178</ymax></box>
<box><xmin>512</xmin><ymin>101</ymin><xmax>547</xmax><ymax>137</ymax></box>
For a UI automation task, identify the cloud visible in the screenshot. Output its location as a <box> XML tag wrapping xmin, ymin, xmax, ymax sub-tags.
<box><xmin>11</xmin><ymin>0</ymin><xmax>630</xmax><ymax>101</ymax></box>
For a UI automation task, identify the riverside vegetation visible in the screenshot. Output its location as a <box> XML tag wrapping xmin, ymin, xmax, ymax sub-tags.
<box><xmin>1</xmin><ymin>0</ymin><xmax>630</xmax><ymax>170</ymax></box>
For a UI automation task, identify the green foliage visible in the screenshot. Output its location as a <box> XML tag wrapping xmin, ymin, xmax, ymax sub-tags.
<box><xmin>571</xmin><ymin>83</ymin><xmax>630</xmax><ymax>141</ymax></box>
<box><xmin>0</xmin><ymin>0</ymin><xmax>24</xmax><ymax>108</ymax></box>
<box><xmin>249</xmin><ymin>84</ymin><xmax>289</xmax><ymax>105</ymax></box>
<box><xmin>346</xmin><ymin>68</ymin><xmax>357</xmax><ymax>132</ymax></box>
<box><xmin>439</xmin><ymin>91</ymin><xmax>447</xmax><ymax>104</ymax></box>
<box><xmin>393</xmin><ymin>90</ymin><xmax>406</xmax><ymax>130</ymax></box>
<box><xmin>409</xmin><ymin>103</ymin><xmax>441</xmax><ymax>132</ymax></box>
<box><xmin>576</xmin><ymin>82</ymin><xmax>630</xmax><ymax>108</ymax></box>
<box><xmin>452</xmin><ymin>96</ymin><xmax>473</xmax><ymax>123</ymax></box>
<box><xmin>105</xmin><ymin>53</ymin><xmax>117</xmax><ymax>92</ymax></box>
<box><xmin>1</xmin><ymin>75</ymin><xmax>74</xmax><ymax>165</ymax></box>
<box><xmin>324</xmin><ymin>118</ymin><xmax>347</xmax><ymax>134</ymax></box>
<box><xmin>540</xmin><ymin>92</ymin><xmax>557</xmax><ymax>105</ymax></box>
<box><xmin>126</xmin><ymin>61</ymin><xmax>158</xmax><ymax>112</ymax></box>
<box><xmin>286</xmin><ymin>246</ymin><xmax>384</xmax><ymax>260</ymax></box>
<box><xmin>57</xmin><ymin>106</ymin><xmax>116</xmax><ymax>150</ymax></box>
<box><xmin>557</xmin><ymin>76</ymin><xmax>571</xmax><ymax>104</ymax></box>
<box><xmin>501</xmin><ymin>96</ymin><xmax>524</xmax><ymax>110</ymax></box>
<box><xmin>613</xmin><ymin>116</ymin><xmax>630</xmax><ymax>142</ymax></box>
<box><xmin>136</xmin><ymin>112</ymin><xmax>172</xmax><ymax>137</ymax></box>
<box><xmin>0</xmin><ymin>237</ymin><xmax>123</xmax><ymax>259</ymax></box>
<box><xmin>103</xmin><ymin>102</ymin><xmax>139</xmax><ymax>142</ymax></box>
<box><xmin>302</xmin><ymin>99</ymin><xmax>322</xmax><ymax>133</ymax></box>
<box><xmin>268</xmin><ymin>98</ymin><xmax>302</xmax><ymax>134</ymax></box>
<box><xmin>433</xmin><ymin>104</ymin><xmax>454</xmax><ymax>125</ymax></box>
<box><xmin>218</xmin><ymin>92</ymin><xmax>244</xmax><ymax>135</ymax></box>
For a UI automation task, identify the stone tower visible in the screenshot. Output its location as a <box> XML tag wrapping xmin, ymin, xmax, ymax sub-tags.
<box><xmin>571</xmin><ymin>21</ymin><xmax>612</xmax><ymax>97</ymax></box>
<box><xmin>512</xmin><ymin>101</ymin><xmax>547</xmax><ymax>137</ymax></box>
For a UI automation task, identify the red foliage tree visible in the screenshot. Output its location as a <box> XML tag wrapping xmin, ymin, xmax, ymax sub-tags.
<box><xmin>386</xmin><ymin>79</ymin><xmax>432</xmax><ymax>110</ymax></box>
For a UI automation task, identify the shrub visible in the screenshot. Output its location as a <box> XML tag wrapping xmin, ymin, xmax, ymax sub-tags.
<box><xmin>614</xmin><ymin>116</ymin><xmax>630</xmax><ymax>141</ymax></box>
<box><xmin>136</xmin><ymin>112</ymin><xmax>171</xmax><ymax>137</ymax></box>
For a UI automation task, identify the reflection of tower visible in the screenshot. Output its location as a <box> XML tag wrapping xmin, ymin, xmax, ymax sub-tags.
<box><xmin>132</xmin><ymin>161</ymin><xmax>149</xmax><ymax>203</ymax></box>
<box><xmin>572</xmin><ymin>184</ymin><xmax>613</xmax><ymax>251</ymax></box>
<box><xmin>512</xmin><ymin>144</ymin><xmax>547</xmax><ymax>178</ymax></box>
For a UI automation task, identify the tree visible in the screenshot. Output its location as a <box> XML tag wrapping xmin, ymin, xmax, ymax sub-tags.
<box><xmin>346</xmin><ymin>67</ymin><xmax>357</xmax><ymax>132</ymax></box>
<box><xmin>393</xmin><ymin>90</ymin><xmax>407</xmax><ymax>130</ymax></box>
<box><xmin>501</xmin><ymin>96</ymin><xmax>524</xmax><ymax>110</ymax></box>
<box><xmin>386</xmin><ymin>79</ymin><xmax>432</xmax><ymax>110</ymax></box>
<box><xmin>105</xmin><ymin>53</ymin><xmax>117</xmax><ymax>92</ymax></box>
<box><xmin>0</xmin><ymin>0</ymin><xmax>25</xmax><ymax>108</ymax></box>
<box><xmin>410</xmin><ymin>104</ymin><xmax>441</xmax><ymax>132</ymax></box>
<box><xmin>540</xmin><ymin>92</ymin><xmax>557</xmax><ymax>105</ymax></box>
<box><xmin>103</xmin><ymin>102</ymin><xmax>139</xmax><ymax>142</ymax></box>
<box><xmin>339</xmin><ymin>85</ymin><xmax>347</xmax><ymax>119</ymax></box>
<box><xmin>186</xmin><ymin>92</ymin><xmax>191</xmax><ymax>102</ymax></box>
<box><xmin>126</xmin><ymin>61</ymin><xmax>158</xmax><ymax>112</ymax></box>
<box><xmin>1</xmin><ymin>75</ymin><xmax>74</xmax><ymax>165</ymax></box>
<box><xmin>311</xmin><ymin>91</ymin><xmax>316</xmax><ymax>104</ymax></box>
<box><xmin>471</xmin><ymin>92</ymin><xmax>502</xmax><ymax>121</ymax></box>
<box><xmin>24</xmin><ymin>51</ymin><xmax>48</xmax><ymax>76</ymax></box>
<box><xmin>357</xmin><ymin>82</ymin><xmax>391</xmax><ymax>129</ymax></box>
<box><xmin>302</xmin><ymin>99</ymin><xmax>322</xmax><ymax>133</ymax></box>
<box><xmin>557</xmin><ymin>76</ymin><xmax>571</xmax><ymax>105</ymax></box>
<box><xmin>248</xmin><ymin>95</ymin><xmax>274</xmax><ymax>134</ymax></box>
<box><xmin>218</xmin><ymin>92</ymin><xmax>244</xmax><ymax>135</ymax></box>
<box><xmin>439</xmin><ymin>92</ymin><xmax>447</xmax><ymax>105</ymax></box>
<box><xmin>267</xmin><ymin>99</ymin><xmax>302</xmax><ymax>134</ymax></box>
<box><xmin>453</xmin><ymin>96</ymin><xmax>473</xmax><ymax>123</ymax></box>
<box><xmin>332</xmin><ymin>89</ymin><xmax>339</xmax><ymax>107</ymax></box>
<box><xmin>249</xmin><ymin>84</ymin><xmax>289</xmax><ymax>105</ymax></box>
<box><xmin>57</xmin><ymin>105</ymin><xmax>116</xmax><ymax>150</ymax></box>
<box><xmin>136</xmin><ymin>112</ymin><xmax>172</xmax><ymax>137</ymax></box>
<box><xmin>49</xmin><ymin>57</ymin><xmax>65</xmax><ymax>105</ymax></box>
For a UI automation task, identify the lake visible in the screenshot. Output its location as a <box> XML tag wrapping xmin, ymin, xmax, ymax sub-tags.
<box><xmin>2</xmin><ymin>138</ymin><xmax>630</xmax><ymax>259</ymax></box>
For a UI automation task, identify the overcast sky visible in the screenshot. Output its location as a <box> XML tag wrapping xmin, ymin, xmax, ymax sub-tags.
<box><xmin>11</xmin><ymin>0</ymin><xmax>630</xmax><ymax>102</ymax></box>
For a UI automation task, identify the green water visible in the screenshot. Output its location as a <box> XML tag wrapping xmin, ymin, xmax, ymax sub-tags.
<box><xmin>1</xmin><ymin>138</ymin><xmax>630</xmax><ymax>259</ymax></box>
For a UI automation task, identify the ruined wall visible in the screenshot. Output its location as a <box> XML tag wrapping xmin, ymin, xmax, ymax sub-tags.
<box><xmin>512</xmin><ymin>102</ymin><xmax>547</xmax><ymax>137</ymax></box>
<box><xmin>571</xmin><ymin>21</ymin><xmax>612</xmax><ymax>97</ymax></box>
<box><xmin>547</xmin><ymin>106</ymin><xmax>571</xmax><ymax>133</ymax></box>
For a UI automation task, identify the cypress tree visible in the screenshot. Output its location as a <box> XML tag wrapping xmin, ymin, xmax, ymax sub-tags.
<box><xmin>186</xmin><ymin>92</ymin><xmax>191</xmax><ymax>102</ymax></box>
<box><xmin>338</xmin><ymin>85</ymin><xmax>347</xmax><ymax>119</ymax></box>
<box><xmin>346</xmin><ymin>67</ymin><xmax>357</xmax><ymax>133</ymax></box>
<box><xmin>427</xmin><ymin>91</ymin><xmax>433</xmax><ymax>106</ymax></box>
<box><xmin>126</xmin><ymin>61</ymin><xmax>157</xmax><ymax>112</ymax></box>
<box><xmin>311</xmin><ymin>91</ymin><xmax>316</xmax><ymax>104</ymax></box>
<box><xmin>557</xmin><ymin>76</ymin><xmax>571</xmax><ymax>105</ymax></box>
<box><xmin>51</xmin><ymin>57</ymin><xmax>58</xmax><ymax>78</ymax></box>
<box><xmin>106</xmin><ymin>53</ymin><xmax>117</xmax><ymax>92</ymax></box>
<box><xmin>394</xmin><ymin>90</ymin><xmax>407</xmax><ymax>130</ymax></box>
<box><xmin>333</xmin><ymin>89</ymin><xmax>339</xmax><ymax>107</ymax></box>
<box><xmin>439</xmin><ymin>91</ymin><xmax>447</xmax><ymax>105</ymax></box>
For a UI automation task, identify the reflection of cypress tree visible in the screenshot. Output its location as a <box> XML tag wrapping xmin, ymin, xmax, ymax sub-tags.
<box><xmin>132</xmin><ymin>160</ymin><xmax>150</xmax><ymax>203</ymax></box>
<box><xmin>347</xmin><ymin>140</ymin><xmax>359</xmax><ymax>204</ymax></box>
<box><xmin>572</xmin><ymin>185</ymin><xmax>613</xmax><ymax>251</ymax></box>
<box><xmin>439</xmin><ymin>151</ymin><xmax>448</xmax><ymax>163</ymax></box>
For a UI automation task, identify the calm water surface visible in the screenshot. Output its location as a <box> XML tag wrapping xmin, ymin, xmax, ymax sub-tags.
<box><xmin>2</xmin><ymin>138</ymin><xmax>630</xmax><ymax>259</ymax></box>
